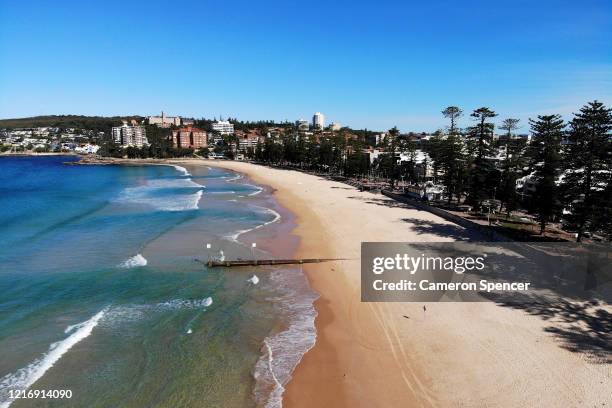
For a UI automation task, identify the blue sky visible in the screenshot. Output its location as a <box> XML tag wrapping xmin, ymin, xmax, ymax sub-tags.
<box><xmin>0</xmin><ymin>0</ymin><xmax>610</xmax><ymax>132</ymax></box>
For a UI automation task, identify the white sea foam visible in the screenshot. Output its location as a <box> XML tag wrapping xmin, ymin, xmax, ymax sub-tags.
<box><xmin>94</xmin><ymin>298</ymin><xmax>214</xmax><ymax>334</ymax></box>
<box><xmin>247</xmin><ymin>185</ymin><xmax>264</xmax><ymax>196</ymax></box>
<box><xmin>0</xmin><ymin>309</ymin><xmax>107</xmax><ymax>408</ymax></box>
<box><xmin>225</xmin><ymin>174</ymin><xmax>242</xmax><ymax>182</ymax></box>
<box><xmin>252</xmin><ymin>270</ymin><xmax>318</xmax><ymax>408</ymax></box>
<box><xmin>261</xmin><ymin>339</ymin><xmax>284</xmax><ymax>407</ymax></box>
<box><xmin>99</xmin><ymin>298</ymin><xmax>213</xmax><ymax>330</ymax></box>
<box><xmin>172</xmin><ymin>165</ymin><xmax>191</xmax><ymax>177</ymax></box>
<box><xmin>226</xmin><ymin>207</ymin><xmax>281</xmax><ymax>243</ymax></box>
<box><xmin>99</xmin><ymin>305</ymin><xmax>147</xmax><ymax>327</ymax></box>
<box><xmin>118</xmin><ymin>187</ymin><xmax>203</xmax><ymax>212</ymax></box>
<box><xmin>155</xmin><ymin>297</ymin><xmax>212</xmax><ymax>310</ymax></box>
<box><xmin>118</xmin><ymin>254</ymin><xmax>148</xmax><ymax>268</ymax></box>
<box><xmin>116</xmin><ymin>169</ymin><xmax>204</xmax><ymax>212</ymax></box>
<box><xmin>247</xmin><ymin>274</ymin><xmax>260</xmax><ymax>285</ymax></box>
<box><xmin>147</xmin><ymin>178</ymin><xmax>203</xmax><ymax>189</ymax></box>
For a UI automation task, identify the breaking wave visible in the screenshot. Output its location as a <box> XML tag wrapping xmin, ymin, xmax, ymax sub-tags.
<box><xmin>118</xmin><ymin>254</ymin><xmax>147</xmax><ymax>268</ymax></box>
<box><xmin>117</xmin><ymin>184</ymin><xmax>203</xmax><ymax>212</ymax></box>
<box><xmin>115</xmin><ymin>165</ymin><xmax>204</xmax><ymax>212</ymax></box>
<box><xmin>172</xmin><ymin>165</ymin><xmax>191</xmax><ymax>177</ymax></box>
<box><xmin>226</xmin><ymin>207</ymin><xmax>281</xmax><ymax>243</ymax></box>
<box><xmin>0</xmin><ymin>308</ymin><xmax>107</xmax><ymax>408</ymax></box>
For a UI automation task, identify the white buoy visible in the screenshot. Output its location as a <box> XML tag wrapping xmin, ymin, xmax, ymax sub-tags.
<box><xmin>247</xmin><ymin>274</ymin><xmax>259</xmax><ymax>285</ymax></box>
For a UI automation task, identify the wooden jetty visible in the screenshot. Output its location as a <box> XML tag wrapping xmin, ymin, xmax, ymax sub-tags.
<box><xmin>195</xmin><ymin>258</ymin><xmax>346</xmax><ymax>268</ymax></box>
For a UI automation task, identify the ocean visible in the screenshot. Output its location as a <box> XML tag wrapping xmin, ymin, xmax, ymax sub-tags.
<box><xmin>0</xmin><ymin>156</ymin><xmax>317</xmax><ymax>408</ymax></box>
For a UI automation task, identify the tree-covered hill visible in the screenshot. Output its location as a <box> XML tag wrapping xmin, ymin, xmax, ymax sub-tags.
<box><xmin>0</xmin><ymin>115</ymin><xmax>144</xmax><ymax>132</ymax></box>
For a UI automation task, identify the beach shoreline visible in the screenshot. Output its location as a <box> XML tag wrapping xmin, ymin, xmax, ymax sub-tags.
<box><xmin>188</xmin><ymin>159</ymin><xmax>432</xmax><ymax>407</ymax></box>
<box><xmin>70</xmin><ymin>156</ymin><xmax>611</xmax><ymax>407</ymax></box>
<box><xmin>190</xmin><ymin>159</ymin><xmax>611</xmax><ymax>408</ymax></box>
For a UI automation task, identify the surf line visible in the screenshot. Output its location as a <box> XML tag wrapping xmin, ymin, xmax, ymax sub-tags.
<box><xmin>225</xmin><ymin>206</ymin><xmax>281</xmax><ymax>244</ymax></box>
<box><xmin>0</xmin><ymin>308</ymin><xmax>107</xmax><ymax>408</ymax></box>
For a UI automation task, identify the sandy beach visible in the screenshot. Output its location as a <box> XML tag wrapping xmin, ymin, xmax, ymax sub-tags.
<box><xmin>174</xmin><ymin>159</ymin><xmax>609</xmax><ymax>407</ymax></box>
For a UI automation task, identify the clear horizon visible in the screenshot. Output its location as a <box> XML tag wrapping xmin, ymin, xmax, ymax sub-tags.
<box><xmin>0</xmin><ymin>0</ymin><xmax>610</xmax><ymax>132</ymax></box>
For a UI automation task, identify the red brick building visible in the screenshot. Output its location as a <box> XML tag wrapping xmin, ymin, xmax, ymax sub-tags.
<box><xmin>171</xmin><ymin>127</ymin><xmax>207</xmax><ymax>149</ymax></box>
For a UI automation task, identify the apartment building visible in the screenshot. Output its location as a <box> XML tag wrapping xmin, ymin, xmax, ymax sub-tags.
<box><xmin>112</xmin><ymin>123</ymin><xmax>148</xmax><ymax>147</ymax></box>
<box><xmin>210</xmin><ymin>120</ymin><xmax>234</xmax><ymax>135</ymax></box>
<box><xmin>171</xmin><ymin>126</ymin><xmax>207</xmax><ymax>149</ymax></box>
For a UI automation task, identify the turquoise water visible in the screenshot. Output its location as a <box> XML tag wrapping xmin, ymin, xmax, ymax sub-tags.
<box><xmin>0</xmin><ymin>156</ymin><xmax>317</xmax><ymax>408</ymax></box>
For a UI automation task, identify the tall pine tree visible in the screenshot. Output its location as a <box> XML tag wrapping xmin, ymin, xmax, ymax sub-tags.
<box><xmin>499</xmin><ymin>137</ymin><xmax>527</xmax><ymax>216</ymax></box>
<box><xmin>561</xmin><ymin>101</ymin><xmax>612</xmax><ymax>241</ymax></box>
<box><xmin>439</xmin><ymin>134</ymin><xmax>466</xmax><ymax>204</ymax></box>
<box><xmin>386</xmin><ymin>127</ymin><xmax>401</xmax><ymax>188</ymax></box>
<box><xmin>442</xmin><ymin>106</ymin><xmax>463</xmax><ymax>135</ymax></box>
<box><xmin>438</xmin><ymin>106</ymin><xmax>467</xmax><ymax>203</ymax></box>
<box><xmin>528</xmin><ymin>115</ymin><xmax>564</xmax><ymax>234</ymax></box>
<box><xmin>466</xmin><ymin>107</ymin><xmax>497</xmax><ymax>206</ymax></box>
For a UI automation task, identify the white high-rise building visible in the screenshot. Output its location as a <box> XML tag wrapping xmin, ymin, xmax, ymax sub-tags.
<box><xmin>210</xmin><ymin>120</ymin><xmax>234</xmax><ymax>135</ymax></box>
<box><xmin>112</xmin><ymin>123</ymin><xmax>148</xmax><ymax>147</ymax></box>
<box><xmin>312</xmin><ymin>112</ymin><xmax>325</xmax><ymax>129</ymax></box>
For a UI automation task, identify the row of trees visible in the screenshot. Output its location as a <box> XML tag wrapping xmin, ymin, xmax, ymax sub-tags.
<box><xmin>249</xmin><ymin>131</ymin><xmax>373</xmax><ymax>178</ymax></box>
<box><xmin>250</xmin><ymin>101</ymin><xmax>611</xmax><ymax>241</ymax></box>
<box><xmin>424</xmin><ymin>102</ymin><xmax>611</xmax><ymax>241</ymax></box>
